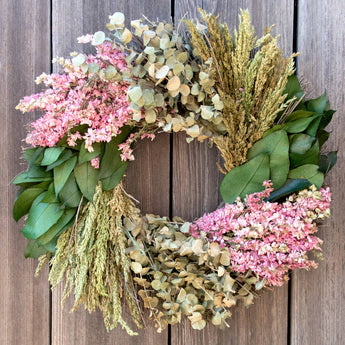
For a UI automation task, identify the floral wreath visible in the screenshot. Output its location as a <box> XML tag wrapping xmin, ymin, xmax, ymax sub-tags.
<box><xmin>13</xmin><ymin>9</ymin><xmax>336</xmax><ymax>335</ymax></box>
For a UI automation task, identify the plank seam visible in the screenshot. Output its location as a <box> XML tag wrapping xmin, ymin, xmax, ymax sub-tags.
<box><xmin>169</xmin><ymin>3</ymin><xmax>175</xmax><ymax>345</ymax></box>
<box><xmin>49</xmin><ymin>1</ymin><xmax>53</xmax><ymax>344</ymax></box>
<box><xmin>293</xmin><ymin>0</ymin><xmax>299</xmax><ymax>70</ymax></box>
<box><xmin>289</xmin><ymin>5</ymin><xmax>300</xmax><ymax>345</ymax></box>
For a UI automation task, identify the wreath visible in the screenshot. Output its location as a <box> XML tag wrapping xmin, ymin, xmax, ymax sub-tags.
<box><xmin>13</xmin><ymin>9</ymin><xmax>336</xmax><ymax>335</ymax></box>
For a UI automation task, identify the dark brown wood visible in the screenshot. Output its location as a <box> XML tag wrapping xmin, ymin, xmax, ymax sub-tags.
<box><xmin>0</xmin><ymin>1</ymin><xmax>51</xmax><ymax>344</ymax></box>
<box><xmin>51</xmin><ymin>1</ymin><xmax>171</xmax><ymax>344</ymax></box>
<box><xmin>291</xmin><ymin>1</ymin><xmax>345</xmax><ymax>344</ymax></box>
<box><xmin>172</xmin><ymin>1</ymin><xmax>294</xmax><ymax>344</ymax></box>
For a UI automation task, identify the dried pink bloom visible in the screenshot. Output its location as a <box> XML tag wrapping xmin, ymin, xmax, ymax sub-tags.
<box><xmin>17</xmin><ymin>42</ymin><xmax>133</xmax><ymax>153</ymax></box>
<box><xmin>90</xmin><ymin>156</ymin><xmax>100</xmax><ymax>169</ymax></box>
<box><xmin>77</xmin><ymin>34</ymin><xmax>93</xmax><ymax>44</ymax></box>
<box><xmin>190</xmin><ymin>183</ymin><xmax>331</xmax><ymax>286</ymax></box>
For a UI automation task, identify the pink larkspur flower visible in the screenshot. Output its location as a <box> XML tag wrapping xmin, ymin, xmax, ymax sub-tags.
<box><xmin>17</xmin><ymin>43</ymin><xmax>133</xmax><ymax>152</ymax></box>
<box><xmin>90</xmin><ymin>156</ymin><xmax>100</xmax><ymax>169</ymax></box>
<box><xmin>190</xmin><ymin>183</ymin><xmax>331</xmax><ymax>287</ymax></box>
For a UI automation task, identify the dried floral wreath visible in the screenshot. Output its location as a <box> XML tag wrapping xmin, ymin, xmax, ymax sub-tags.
<box><xmin>13</xmin><ymin>10</ymin><xmax>336</xmax><ymax>335</ymax></box>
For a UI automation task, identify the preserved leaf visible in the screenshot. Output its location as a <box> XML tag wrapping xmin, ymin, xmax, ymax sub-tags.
<box><xmin>22</xmin><ymin>193</ymin><xmax>64</xmax><ymax>240</ymax></box>
<box><xmin>220</xmin><ymin>153</ymin><xmax>270</xmax><ymax>203</ymax></box>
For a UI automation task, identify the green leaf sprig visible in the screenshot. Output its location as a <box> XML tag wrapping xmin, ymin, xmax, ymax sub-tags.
<box><xmin>220</xmin><ymin>76</ymin><xmax>337</xmax><ymax>203</ymax></box>
<box><xmin>12</xmin><ymin>127</ymin><xmax>132</xmax><ymax>258</ymax></box>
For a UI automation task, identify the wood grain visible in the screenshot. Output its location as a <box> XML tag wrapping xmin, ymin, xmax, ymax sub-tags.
<box><xmin>0</xmin><ymin>1</ymin><xmax>51</xmax><ymax>344</ymax></box>
<box><xmin>172</xmin><ymin>1</ymin><xmax>294</xmax><ymax>344</ymax></box>
<box><xmin>291</xmin><ymin>1</ymin><xmax>345</xmax><ymax>344</ymax></box>
<box><xmin>51</xmin><ymin>1</ymin><xmax>170</xmax><ymax>344</ymax></box>
<box><xmin>3</xmin><ymin>1</ymin><xmax>345</xmax><ymax>344</ymax></box>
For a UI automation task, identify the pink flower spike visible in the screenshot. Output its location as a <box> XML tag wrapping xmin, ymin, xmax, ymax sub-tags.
<box><xmin>189</xmin><ymin>182</ymin><xmax>331</xmax><ymax>287</ymax></box>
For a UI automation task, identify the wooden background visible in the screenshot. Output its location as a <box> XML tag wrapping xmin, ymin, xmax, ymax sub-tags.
<box><xmin>1</xmin><ymin>0</ymin><xmax>344</xmax><ymax>344</ymax></box>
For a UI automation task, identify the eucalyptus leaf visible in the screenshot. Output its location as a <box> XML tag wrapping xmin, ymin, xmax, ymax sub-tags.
<box><xmin>72</xmin><ymin>54</ymin><xmax>86</xmax><ymax>67</ymax></box>
<box><xmin>128</xmin><ymin>86</ymin><xmax>142</xmax><ymax>102</ymax></box>
<box><xmin>41</xmin><ymin>147</ymin><xmax>65</xmax><ymax>165</ymax></box>
<box><xmin>74</xmin><ymin>161</ymin><xmax>99</xmax><ymax>202</ymax></box>
<box><xmin>92</xmin><ymin>31</ymin><xmax>106</xmax><ymax>46</ymax></box>
<box><xmin>105</xmin><ymin>65</ymin><xmax>117</xmax><ymax>79</ymax></box>
<box><xmin>54</xmin><ymin>155</ymin><xmax>78</xmax><ymax>196</ymax></box>
<box><xmin>220</xmin><ymin>153</ymin><xmax>270</xmax><ymax>204</ymax></box>
<box><xmin>247</xmin><ymin>130</ymin><xmax>289</xmax><ymax>189</ymax></box>
<box><xmin>22</xmin><ymin>193</ymin><xmax>64</xmax><ymax>240</ymax></box>
<box><xmin>88</xmin><ymin>62</ymin><xmax>100</xmax><ymax>74</ymax></box>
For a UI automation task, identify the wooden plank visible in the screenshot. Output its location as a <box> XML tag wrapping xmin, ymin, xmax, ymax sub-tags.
<box><xmin>51</xmin><ymin>1</ymin><xmax>171</xmax><ymax>344</ymax></box>
<box><xmin>172</xmin><ymin>1</ymin><xmax>294</xmax><ymax>344</ymax></box>
<box><xmin>291</xmin><ymin>1</ymin><xmax>345</xmax><ymax>344</ymax></box>
<box><xmin>0</xmin><ymin>1</ymin><xmax>51</xmax><ymax>344</ymax></box>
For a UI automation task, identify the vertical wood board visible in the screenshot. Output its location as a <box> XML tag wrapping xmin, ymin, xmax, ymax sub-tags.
<box><xmin>172</xmin><ymin>1</ymin><xmax>294</xmax><ymax>344</ymax></box>
<box><xmin>51</xmin><ymin>1</ymin><xmax>170</xmax><ymax>344</ymax></box>
<box><xmin>0</xmin><ymin>1</ymin><xmax>51</xmax><ymax>344</ymax></box>
<box><xmin>291</xmin><ymin>1</ymin><xmax>345</xmax><ymax>344</ymax></box>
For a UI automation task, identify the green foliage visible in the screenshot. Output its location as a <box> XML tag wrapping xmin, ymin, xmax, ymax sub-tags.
<box><xmin>266</xmin><ymin>179</ymin><xmax>310</xmax><ymax>202</ymax></box>
<box><xmin>319</xmin><ymin>151</ymin><xmax>337</xmax><ymax>174</ymax></box>
<box><xmin>13</xmin><ymin>127</ymin><xmax>132</xmax><ymax>257</ymax></box>
<box><xmin>53</xmin><ymin>155</ymin><xmax>77</xmax><ymax>196</ymax></box>
<box><xmin>101</xmin><ymin>162</ymin><xmax>128</xmax><ymax>191</ymax></box>
<box><xmin>79</xmin><ymin>142</ymin><xmax>102</xmax><ymax>164</ymax></box>
<box><xmin>36</xmin><ymin>208</ymin><xmax>76</xmax><ymax>250</ymax></box>
<box><xmin>74</xmin><ymin>161</ymin><xmax>100</xmax><ymax>202</ymax></box>
<box><xmin>284</xmin><ymin>75</ymin><xmax>304</xmax><ymax>100</ymax></box>
<box><xmin>41</xmin><ymin>147</ymin><xmax>65</xmax><ymax>166</ymax></box>
<box><xmin>46</xmin><ymin>150</ymin><xmax>74</xmax><ymax>170</ymax></box>
<box><xmin>58</xmin><ymin>173</ymin><xmax>82</xmax><ymax>207</ymax></box>
<box><xmin>247</xmin><ymin>130</ymin><xmax>289</xmax><ymax>189</ymax></box>
<box><xmin>25</xmin><ymin>240</ymin><xmax>48</xmax><ymax>259</ymax></box>
<box><xmin>288</xmin><ymin>164</ymin><xmax>324</xmax><ymax>189</ymax></box>
<box><xmin>22</xmin><ymin>193</ymin><xmax>64</xmax><ymax>240</ymax></box>
<box><xmin>220</xmin><ymin>76</ymin><xmax>336</xmax><ymax>203</ymax></box>
<box><xmin>41</xmin><ymin>183</ymin><xmax>58</xmax><ymax>203</ymax></box>
<box><xmin>220</xmin><ymin>153</ymin><xmax>270</xmax><ymax>203</ymax></box>
<box><xmin>99</xmin><ymin>126</ymin><xmax>131</xmax><ymax>180</ymax></box>
<box><xmin>13</xmin><ymin>181</ymin><xmax>49</xmax><ymax>221</ymax></box>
